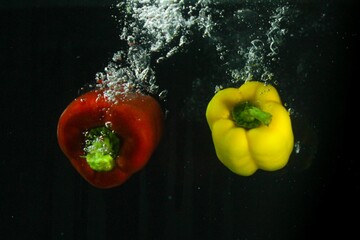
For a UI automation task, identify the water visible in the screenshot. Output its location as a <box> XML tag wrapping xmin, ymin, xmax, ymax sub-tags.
<box><xmin>94</xmin><ymin>0</ymin><xmax>310</xmax><ymax>159</ymax></box>
<box><xmin>95</xmin><ymin>0</ymin><xmax>294</xmax><ymax>99</ymax></box>
<box><xmin>1</xmin><ymin>1</ymin><xmax>349</xmax><ymax>239</ymax></box>
<box><xmin>85</xmin><ymin>0</ymin><xmax>337</xmax><ymax>207</ymax></box>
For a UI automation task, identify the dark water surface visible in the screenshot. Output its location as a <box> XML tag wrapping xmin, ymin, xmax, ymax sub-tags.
<box><xmin>1</xmin><ymin>1</ymin><xmax>351</xmax><ymax>239</ymax></box>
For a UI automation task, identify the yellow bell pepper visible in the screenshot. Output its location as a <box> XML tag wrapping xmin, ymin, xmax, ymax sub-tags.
<box><xmin>206</xmin><ymin>81</ymin><xmax>294</xmax><ymax>176</ymax></box>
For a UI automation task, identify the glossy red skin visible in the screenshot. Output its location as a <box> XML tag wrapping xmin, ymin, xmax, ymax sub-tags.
<box><xmin>57</xmin><ymin>90</ymin><xmax>163</xmax><ymax>189</ymax></box>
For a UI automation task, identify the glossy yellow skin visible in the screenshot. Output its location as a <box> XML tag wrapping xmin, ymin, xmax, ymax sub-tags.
<box><xmin>206</xmin><ymin>81</ymin><xmax>294</xmax><ymax>176</ymax></box>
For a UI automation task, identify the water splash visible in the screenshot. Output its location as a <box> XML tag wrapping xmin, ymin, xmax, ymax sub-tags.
<box><xmin>95</xmin><ymin>0</ymin><xmax>198</xmax><ymax>101</ymax></box>
<box><xmin>95</xmin><ymin>0</ymin><xmax>292</xmax><ymax>102</ymax></box>
<box><xmin>196</xmin><ymin>3</ymin><xmax>291</xmax><ymax>88</ymax></box>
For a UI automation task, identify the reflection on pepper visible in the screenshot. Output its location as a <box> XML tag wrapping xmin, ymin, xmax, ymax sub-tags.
<box><xmin>206</xmin><ymin>81</ymin><xmax>294</xmax><ymax>176</ymax></box>
<box><xmin>57</xmin><ymin>89</ymin><xmax>164</xmax><ymax>189</ymax></box>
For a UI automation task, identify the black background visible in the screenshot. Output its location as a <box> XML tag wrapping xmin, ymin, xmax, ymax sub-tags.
<box><xmin>0</xmin><ymin>0</ymin><xmax>352</xmax><ymax>239</ymax></box>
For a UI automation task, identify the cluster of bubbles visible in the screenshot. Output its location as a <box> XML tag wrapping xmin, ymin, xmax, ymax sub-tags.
<box><xmin>95</xmin><ymin>0</ymin><xmax>291</xmax><ymax>101</ymax></box>
<box><xmin>199</xmin><ymin>3</ymin><xmax>291</xmax><ymax>91</ymax></box>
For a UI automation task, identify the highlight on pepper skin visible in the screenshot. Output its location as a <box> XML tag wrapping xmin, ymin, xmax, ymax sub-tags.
<box><xmin>205</xmin><ymin>81</ymin><xmax>294</xmax><ymax>176</ymax></box>
<box><xmin>57</xmin><ymin>89</ymin><xmax>164</xmax><ymax>189</ymax></box>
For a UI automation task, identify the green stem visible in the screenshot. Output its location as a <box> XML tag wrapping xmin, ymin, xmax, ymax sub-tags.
<box><xmin>232</xmin><ymin>101</ymin><xmax>272</xmax><ymax>129</ymax></box>
<box><xmin>83</xmin><ymin>126</ymin><xmax>121</xmax><ymax>172</ymax></box>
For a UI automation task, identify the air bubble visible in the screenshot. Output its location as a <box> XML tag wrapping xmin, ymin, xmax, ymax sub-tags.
<box><xmin>294</xmin><ymin>141</ymin><xmax>301</xmax><ymax>154</ymax></box>
<box><xmin>288</xmin><ymin>107</ymin><xmax>294</xmax><ymax>115</ymax></box>
<box><xmin>112</xmin><ymin>51</ymin><xmax>124</xmax><ymax>62</ymax></box>
<box><xmin>105</xmin><ymin>121</ymin><xmax>113</xmax><ymax>128</ymax></box>
<box><xmin>159</xmin><ymin>89</ymin><xmax>168</xmax><ymax>100</ymax></box>
<box><xmin>214</xmin><ymin>85</ymin><xmax>223</xmax><ymax>93</ymax></box>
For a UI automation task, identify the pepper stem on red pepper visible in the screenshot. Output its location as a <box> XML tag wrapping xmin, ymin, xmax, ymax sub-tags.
<box><xmin>83</xmin><ymin>126</ymin><xmax>121</xmax><ymax>171</ymax></box>
<box><xmin>232</xmin><ymin>101</ymin><xmax>272</xmax><ymax>129</ymax></box>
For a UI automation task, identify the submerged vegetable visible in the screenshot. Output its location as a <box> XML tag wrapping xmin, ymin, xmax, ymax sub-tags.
<box><xmin>57</xmin><ymin>89</ymin><xmax>164</xmax><ymax>188</ymax></box>
<box><xmin>206</xmin><ymin>81</ymin><xmax>294</xmax><ymax>176</ymax></box>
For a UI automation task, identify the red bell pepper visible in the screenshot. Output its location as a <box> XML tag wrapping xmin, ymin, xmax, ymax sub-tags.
<box><xmin>57</xmin><ymin>89</ymin><xmax>164</xmax><ymax>189</ymax></box>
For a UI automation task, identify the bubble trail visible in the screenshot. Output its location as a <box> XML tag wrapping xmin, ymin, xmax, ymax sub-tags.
<box><xmin>95</xmin><ymin>0</ymin><xmax>291</xmax><ymax>101</ymax></box>
<box><xmin>96</xmin><ymin>0</ymin><xmax>199</xmax><ymax>102</ymax></box>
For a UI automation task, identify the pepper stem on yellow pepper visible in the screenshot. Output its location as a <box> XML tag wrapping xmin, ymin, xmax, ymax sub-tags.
<box><xmin>232</xmin><ymin>101</ymin><xmax>272</xmax><ymax>129</ymax></box>
<box><xmin>83</xmin><ymin>126</ymin><xmax>121</xmax><ymax>171</ymax></box>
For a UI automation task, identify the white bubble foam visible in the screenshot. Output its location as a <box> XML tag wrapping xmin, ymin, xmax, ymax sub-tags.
<box><xmin>95</xmin><ymin>1</ymin><xmax>291</xmax><ymax>103</ymax></box>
